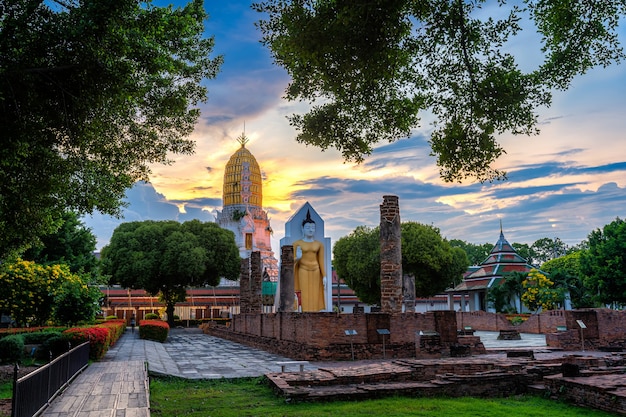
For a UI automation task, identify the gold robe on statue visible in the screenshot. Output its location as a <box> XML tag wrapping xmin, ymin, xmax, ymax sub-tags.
<box><xmin>293</xmin><ymin>239</ymin><xmax>325</xmax><ymax>312</ymax></box>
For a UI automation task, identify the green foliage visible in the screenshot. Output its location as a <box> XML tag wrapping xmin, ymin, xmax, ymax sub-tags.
<box><xmin>581</xmin><ymin>217</ymin><xmax>626</xmax><ymax>307</ymax></box>
<box><xmin>401</xmin><ymin>222</ymin><xmax>468</xmax><ymax>297</ymax></box>
<box><xmin>0</xmin><ymin>259</ymin><xmax>58</xmax><ymax>326</ymax></box>
<box><xmin>41</xmin><ymin>335</ymin><xmax>72</xmax><ymax>359</ymax></box>
<box><xmin>144</xmin><ymin>313</ymin><xmax>160</xmax><ymax>320</ymax></box>
<box><xmin>254</xmin><ymin>0</ymin><xmax>625</xmax><ymax>183</ymax></box>
<box><xmin>21</xmin><ymin>331</ymin><xmax>62</xmax><ymax>345</ymax></box>
<box><xmin>101</xmin><ymin>220</ymin><xmax>240</xmax><ymax>326</ymax></box>
<box><xmin>521</xmin><ymin>269</ymin><xmax>564</xmax><ymax>312</ymax></box>
<box><xmin>542</xmin><ymin>251</ymin><xmax>595</xmax><ymax>308</ymax></box>
<box><xmin>333</xmin><ymin>222</ymin><xmax>468</xmax><ymax>305</ymax></box>
<box><xmin>487</xmin><ymin>272</ymin><xmax>525</xmax><ymax>314</ymax></box>
<box><xmin>0</xmin><ymin>334</ymin><xmax>25</xmax><ymax>363</ymax></box>
<box><xmin>0</xmin><ymin>0</ymin><xmax>223</xmax><ymax>258</ymax></box>
<box><xmin>449</xmin><ymin>240</ymin><xmax>492</xmax><ymax>265</ymax></box>
<box><xmin>53</xmin><ymin>277</ymin><xmax>102</xmax><ymax>326</ymax></box>
<box><xmin>333</xmin><ymin>226</ymin><xmax>381</xmax><ymax>305</ymax></box>
<box><xmin>0</xmin><ymin>259</ymin><xmax>99</xmax><ymax>326</ymax></box>
<box><xmin>22</xmin><ymin>211</ymin><xmax>98</xmax><ymax>274</ymax></box>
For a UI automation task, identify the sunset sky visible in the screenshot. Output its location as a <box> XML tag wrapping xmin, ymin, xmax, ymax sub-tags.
<box><xmin>85</xmin><ymin>1</ymin><xmax>626</xmax><ymax>256</ymax></box>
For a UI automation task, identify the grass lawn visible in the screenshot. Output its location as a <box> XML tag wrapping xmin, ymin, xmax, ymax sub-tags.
<box><xmin>149</xmin><ymin>376</ymin><xmax>617</xmax><ymax>417</ymax></box>
<box><xmin>0</xmin><ymin>382</ymin><xmax>10</xmax><ymax>399</ymax></box>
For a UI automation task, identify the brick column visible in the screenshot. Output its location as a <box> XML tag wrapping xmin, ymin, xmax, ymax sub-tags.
<box><xmin>249</xmin><ymin>251</ymin><xmax>263</xmax><ymax>314</ymax></box>
<box><xmin>380</xmin><ymin>195</ymin><xmax>402</xmax><ymax>314</ymax></box>
<box><xmin>278</xmin><ymin>245</ymin><xmax>295</xmax><ymax>312</ymax></box>
<box><xmin>239</xmin><ymin>257</ymin><xmax>251</xmax><ymax>313</ymax></box>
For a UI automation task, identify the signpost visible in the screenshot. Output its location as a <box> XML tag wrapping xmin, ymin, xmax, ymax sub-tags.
<box><xmin>577</xmin><ymin>320</ymin><xmax>586</xmax><ymax>351</ymax></box>
<box><xmin>377</xmin><ymin>329</ymin><xmax>391</xmax><ymax>359</ymax></box>
<box><xmin>345</xmin><ymin>330</ymin><xmax>358</xmax><ymax>361</ymax></box>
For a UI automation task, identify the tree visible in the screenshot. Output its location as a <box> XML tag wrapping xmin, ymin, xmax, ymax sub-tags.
<box><xmin>531</xmin><ymin>237</ymin><xmax>568</xmax><ymax>266</ymax></box>
<box><xmin>512</xmin><ymin>243</ymin><xmax>535</xmax><ymax>266</ymax></box>
<box><xmin>401</xmin><ymin>222</ymin><xmax>468</xmax><ymax>297</ymax></box>
<box><xmin>53</xmin><ymin>272</ymin><xmax>103</xmax><ymax>326</ymax></box>
<box><xmin>332</xmin><ymin>226</ymin><xmax>380</xmax><ymax>305</ymax></box>
<box><xmin>449</xmin><ymin>239</ymin><xmax>492</xmax><ymax>265</ymax></box>
<box><xmin>0</xmin><ymin>259</ymin><xmax>96</xmax><ymax>326</ymax></box>
<box><xmin>0</xmin><ymin>0</ymin><xmax>223</xmax><ymax>259</ymax></box>
<box><xmin>521</xmin><ymin>269</ymin><xmax>564</xmax><ymax>312</ymax></box>
<box><xmin>542</xmin><ymin>251</ymin><xmax>594</xmax><ymax>308</ymax></box>
<box><xmin>101</xmin><ymin>220</ymin><xmax>240</xmax><ymax>325</ymax></box>
<box><xmin>580</xmin><ymin>218</ymin><xmax>626</xmax><ymax>307</ymax></box>
<box><xmin>333</xmin><ymin>222</ymin><xmax>468</xmax><ymax>305</ymax></box>
<box><xmin>487</xmin><ymin>271</ymin><xmax>525</xmax><ymax>314</ymax></box>
<box><xmin>254</xmin><ymin>1</ymin><xmax>625</xmax><ymax>182</ymax></box>
<box><xmin>23</xmin><ymin>211</ymin><xmax>98</xmax><ymax>275</ymax></box>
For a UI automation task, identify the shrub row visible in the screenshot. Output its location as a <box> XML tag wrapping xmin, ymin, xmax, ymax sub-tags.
<box><xmin>0</xmin><ymin>319</ymin><xmax>127</xmax><ymax>363</ymax></box>
<box><xmin>139</xmin><ymin>320</ymin><xmax>169</xmax><ymax>342</ymax></box>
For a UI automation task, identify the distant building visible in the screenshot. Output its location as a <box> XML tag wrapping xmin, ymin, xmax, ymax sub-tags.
<box><xmin>447</xmin><ymin>225</ymin><xmax>536</xmax><ymax>312</ymax></box>
<box><xmin>215</xmin><ymin>133</ymin><xmax>278</xmax><ymax>281</ymax></box>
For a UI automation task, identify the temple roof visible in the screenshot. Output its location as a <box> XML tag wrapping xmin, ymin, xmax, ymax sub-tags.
<box><xmin>448</xmin><ymin>226</ymin><xmax>535</xmax><ymax>292</ymax></box>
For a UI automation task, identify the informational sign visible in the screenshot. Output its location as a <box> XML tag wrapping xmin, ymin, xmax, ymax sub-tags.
<box><xmin>576</xmin><ymin>320</ymin><xmax>587</xmax><ymax>329</ymax></box>
<box><xmin>344</xmin><ymin>329</ymin><xmax>358</xmax><ymax>336</ymax></box>
<box><xmin>376</xmin><ymin>329</ymin><xmax>390</xmax><ymax>335</ymax></box>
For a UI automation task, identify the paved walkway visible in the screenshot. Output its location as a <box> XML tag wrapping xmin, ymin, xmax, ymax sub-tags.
<box><xmin>42</xmin><ymin>327</ymin><xmax>595</xmax><ymax>416</ymax></box>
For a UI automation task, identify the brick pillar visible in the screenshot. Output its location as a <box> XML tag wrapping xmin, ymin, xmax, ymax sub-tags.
<box><xmin>278</xmin><ymin>245</ymin><xmax>295</xmax><ymax>312</ymax></box>
<box><xmin>249</xmin><ymin>251</ymin><xmax>263</xmax><ymax>314</ymax></box>
<box><xmin>380</xmin><ymin>195</ymin><xmax>402</xmax><ymax>314</ymax></box>
<box><xmin>239</xmin><ymin>257</ymin><xmax>251</xmax><ymax>313</ymax></box>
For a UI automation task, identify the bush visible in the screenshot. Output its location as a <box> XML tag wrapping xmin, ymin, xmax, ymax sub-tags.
<box><xmin>105</xmin><ymin>315</ymin><xmax>118</xmax><ymax>320</ymax></box>
<box><xmin>144</xmin><ymin>313</ymin><xmax>160</xmax><ymax>320</ymax></box>
<box><xmin>41</xmin><ymin>335</ymin><xmax>72</xmax><ymax>359</ymax></box>
<box><xmin>22</xmin><ymin>331</ymin><xmax>62</xmax><ymax>345</ymax></box>
<box><xmin>0</xmin><ymin>334</ymin><xmax>24</xmax><ymax>363</ymax></box>
<box><xmin>64</xmin><ymin>326</ymin><xmax>112</xmax><ymax>360</ymax></box>
<box><xmin>139</xmin><ymin>320</ymin><xmax>169</xmax><ymax>343</ymax></box>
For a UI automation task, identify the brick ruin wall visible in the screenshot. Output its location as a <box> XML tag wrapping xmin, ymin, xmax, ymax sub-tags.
<box><xmin>456</xmin><ymin>310</ymin><xmax>567</xmax><ymax>333</ymax></box>
<box><xmin>205</xmin><ymin>310</ymin><xmax>459</xmax><ymax>361</ymax></box>
<box><xmin>457</xmin><ymin>309</ymin><xmax>626</xmax><ymax>351</ymax></box>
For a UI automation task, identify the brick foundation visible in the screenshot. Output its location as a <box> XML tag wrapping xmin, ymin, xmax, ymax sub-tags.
<box><xmin>203</xmin><ymin>310</ymin><xmax>459</xmax><ymax>361</ymax></box>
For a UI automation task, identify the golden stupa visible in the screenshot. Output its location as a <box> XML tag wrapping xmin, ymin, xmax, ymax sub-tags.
<box><xmin>222</xmin><ymin>133</ymin><xmax>262</xmax><ymax>207</ymax></box>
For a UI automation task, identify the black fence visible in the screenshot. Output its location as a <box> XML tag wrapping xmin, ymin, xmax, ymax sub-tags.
<box><xmin>11</xmin><ymin>341</ymin><xmax>90</xmax><ymax>417</ymax></box>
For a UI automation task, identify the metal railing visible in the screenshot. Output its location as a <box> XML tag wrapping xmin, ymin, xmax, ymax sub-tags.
<box><xmin>11</xmin><ymin>341</ymin><xmax>90</xmax><ymax>417</ymax></box>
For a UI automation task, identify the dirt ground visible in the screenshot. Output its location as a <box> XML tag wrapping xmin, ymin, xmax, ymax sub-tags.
<box><xmin>0</xmin><ymin>364</ymin><xmax>39</xmax><ymax>416</ymax></box>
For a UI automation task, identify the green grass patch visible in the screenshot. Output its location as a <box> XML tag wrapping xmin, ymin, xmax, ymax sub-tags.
<box><xmin>149</xmin><ymin>376</ymin><xmax>616</xmax><ymax>417</ymax></box>
<box><xmin>0</xmin><ymin>382</ymin><xmax>11</xmax><ymax>400</ymax></box>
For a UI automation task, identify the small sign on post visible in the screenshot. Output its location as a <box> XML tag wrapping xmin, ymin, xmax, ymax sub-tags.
<box><xmin>344</xmin><ymin>330</ymin><xmax>358</xmax><ymax>361</ymax></box>
<box><xmin>577</xmin><ymin>320</ymin><xmax>586</xmax><ymax>351</ymax></box>
<box><xmin>377</xmin><ymin>329</ymin><xmax>390</xmax><ymax>359</ymax></box>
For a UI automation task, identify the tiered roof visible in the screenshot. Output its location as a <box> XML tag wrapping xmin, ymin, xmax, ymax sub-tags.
<box><xmin>450</xmin><ymin>227</ymin><xmax>535</xmax><ymax>292</ymax></box>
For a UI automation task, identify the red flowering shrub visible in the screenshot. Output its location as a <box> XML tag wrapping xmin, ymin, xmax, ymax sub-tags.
<box><xmin>139</xmin><ymin>320</ymin><xmax>169</xmax><ymax>343</ymax></box>
<box><xmin>64</xmin><ymin>326</ymin><xmax>111</xmax><ymax>359</ymax></box>
<box><xmin>98</xmin><ymin>320</ymin><xmax>125</xmax><ymax>346</ymax></box>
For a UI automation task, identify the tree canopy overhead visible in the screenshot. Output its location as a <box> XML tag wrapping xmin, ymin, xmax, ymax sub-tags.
<box><xmin>254</xmin><ymin>0</ymin><xmax>625</xmax><ymax>182</ymax></box>
<box><xmin>0</xmin><ymin>0</ymin><xmax>222</xmax><ymax>258</ymax></box>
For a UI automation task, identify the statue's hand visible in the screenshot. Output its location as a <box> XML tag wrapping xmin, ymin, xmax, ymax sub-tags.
<box><xmin>323</xmin><ymin>277</ymin><xmax>327</xmax><ymax>289</ymax></box>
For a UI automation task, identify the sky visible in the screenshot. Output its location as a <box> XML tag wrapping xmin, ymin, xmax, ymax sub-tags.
<box><xmin>84</xmin><ymin>1</ymin><xmax>626</xmax><ymax>256</ymax></box>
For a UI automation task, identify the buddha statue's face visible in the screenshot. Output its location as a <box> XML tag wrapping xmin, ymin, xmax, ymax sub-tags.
<box><xmin>303</xmin><ymin>222</ymin><xmax>316</xmax><ymax>239</ymax></box>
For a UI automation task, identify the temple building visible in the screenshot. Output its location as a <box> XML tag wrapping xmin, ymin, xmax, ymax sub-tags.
<box><xmin>215</xmin><ymin>133</ymin><xmax>278</xmax><ymax>281</ymax></box>
<box><xmin>447</xmin><ymin>225</ymin><xmax>536</xmax><ymax>312</ymax></box>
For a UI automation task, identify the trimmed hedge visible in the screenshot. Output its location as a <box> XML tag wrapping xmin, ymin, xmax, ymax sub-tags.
<box><xmin>0</xmin><ymin>334</ymin><xmax>25</xmax><ymax>363</ymax></box>
<box><xmin>63</xmin><ymin>320</ymin><xmax>126</xmax><ymax>360</ymax></box>
<box><xmin>144</xmin><ymin>313</ymin><xmax>160</xmax><ymax>320</ymax></box>
<box><xmin>139</xmin><ymin>320</ymin><xmax>169</xmax><ymax>342</ymax></box>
